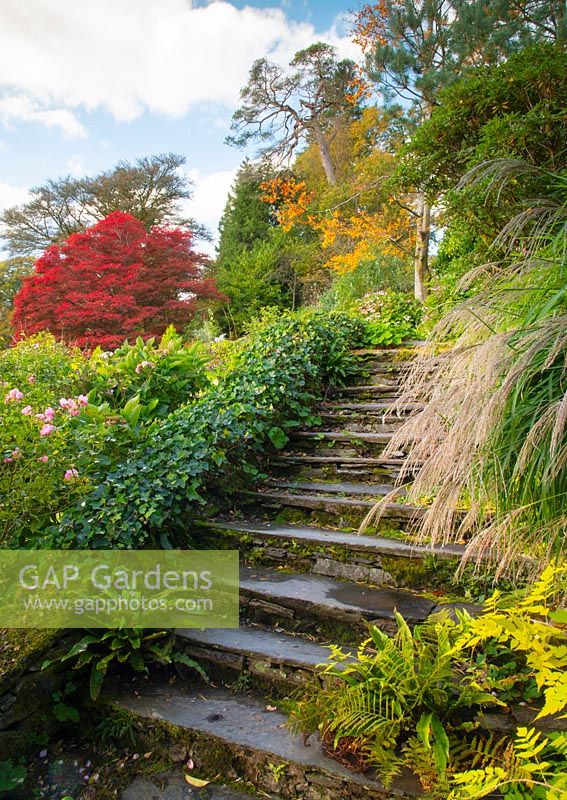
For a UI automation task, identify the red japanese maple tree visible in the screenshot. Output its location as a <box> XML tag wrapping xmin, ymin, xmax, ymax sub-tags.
<box><xmin>12</xmin><ymin>211</ymin><xmax>221</xmax><ymax>349</ymax></box>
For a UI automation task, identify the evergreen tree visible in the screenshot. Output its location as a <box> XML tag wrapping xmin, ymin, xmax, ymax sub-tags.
<box><xmin>214</xmin><ymin>162</ymin><xmax>295</xmax><ymax>334</ymax></box>
<box><xmin>216</xmin><ymin>161</ymin><xmax>276</xmax><ymax>267</ymax></box>
<box><xmin>353</xmin><ymin>0</ymin><xmax>561</xmax><ymax>300</ymax></box>
<box><xmin>228</xmin><ymin>43</ymin><xmax>362</xmax><ymax>186</ymax></box>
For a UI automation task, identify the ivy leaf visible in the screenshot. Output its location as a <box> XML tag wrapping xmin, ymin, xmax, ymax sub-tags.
<box><xmin>268</xmin><ymin>426</ymin><xmax>289</xmax><ymax>449</ymax></box>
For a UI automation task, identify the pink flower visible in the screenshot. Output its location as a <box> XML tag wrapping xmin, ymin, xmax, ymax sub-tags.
<box><xmin>135</xmin><ymin>360</ymin><xmax>154</xmax><ymax>374</ymax></box>
<box><xmin>77</xmin><ymin>395</ymin><xmax>89</xmax><ymax>407</ymax></box>
<box><xmin>4</xmin><ymin>388</ymin><xmax>24</xmax><ymax>403</ymax></box>
<box><xmin>40</xmin><ymin>423</ymin><xmax>55</xmax><ymax>437</ymax></box>
<box><xmin>64</xmin><ymin>468</ymin><xmax>79</xmax><ymax>481</ymax></box>
<box><xmin>21</xmin><ymin>405</ymin><xmax>33</xmax><ymax>416</ymax></box>
<box><xmin>3</xmin><ymin>457</ymin><xmax>13</xmax><ymax>463</ymax></box>
<box><xmin>11</xmin><ymin>449</ymin><xmax>21</xmax><ymax>459</ymax></box>
<box><xmin>59</xmin><ymin>398</ymin><xmax>71</xmax><ymax>409</ymax></box>
<box><xmin>35</xmin><ymin>413</ymin><xmax>46</xmax><ymax>421</ymax></box>
<box><xmin>44</xmin><ymin>407</ymin><xmax>55</xmax><ymax>422</ymax></box>
<box><xmin>28</xmin><ymin>375</ymin><xmax>36</xmax><ymax>384</ymax></box>
<box><xmin>38</xmin><ymin>455</ymin><xmax>49</xmax><ymax>463</ymax></box>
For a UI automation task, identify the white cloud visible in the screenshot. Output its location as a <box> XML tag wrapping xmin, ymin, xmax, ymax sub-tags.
<box><xmin>0</xmin><ymin>181</ymin><xmax>29</xmax><ymax>214</ymax></box>
<box><xmin>65</xmin><ymin>154</ymin><xmax>87</xmax><ymax>177</ymax></box>
<box><xmin>0</xmin><ymin>95</ymin><xmax>86</xmax><ymax>138</ymax></box>
<box><xmin>185</xmin><ymin>167</ymin><xmax>237</xmax><ymax>254</ymax></box>
<box><xmin>0</xmin><ymin>0</ymin><xmax>360</xmax><ymax>126</ymax></box>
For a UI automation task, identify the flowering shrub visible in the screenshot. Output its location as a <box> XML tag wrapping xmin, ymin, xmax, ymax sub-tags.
<box><xmin>1</xmin><ymin>381</ymin><xmax>92</xmax><ymax>543</ymax></box>
<box><xmin>88</xmin><ymin>325</ymin><xmax>209</xmax><ymax>418</ymax></box>
<box><xmin>0</xmin><ymin>330</ymin><xmax>211</xmax><ymax>546</ymax></box>
<box><xmin>53</xmin><ymin>311</ymin><xmax>366</xmax><ymax>549</ymax></box>
<box><xmin>355</xmin><ymin>290</ymin><xmax>422</xmax><ymax>346</ymax></box>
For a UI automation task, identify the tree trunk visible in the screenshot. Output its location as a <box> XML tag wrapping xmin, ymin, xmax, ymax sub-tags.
<box><xmin>413</xmin><ymin>193</ymin><xmax>431</xmax><ymax>302</ymax></box>
<box><xmin>311</xmin><ymin>119</ymin><xmax>337</xmax><ymax>186</ymax></box>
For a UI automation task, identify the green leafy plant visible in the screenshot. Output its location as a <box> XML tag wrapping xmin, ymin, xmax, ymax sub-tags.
<box><xmin>290</xmin><ymin>567</ymin><xmax>567</xmax><ymax>795</ymax></box>
<box><xmin>53</xmin><ymin>310</ymin><xmax>367</xmax><ymax>548</ymax></box>
<box><xmin>43</xmin><ymin>629</ymin><xmax>207</xmax><ymax>700</ymax></box>
<box><xmin>355</xmin><ymin>290</ymin><xmax>422</xmax><ymax>346</ymax></box>
<box><xmin>89</xmin><ymin>326</ymin><xmax>209</xmax><ymax>418</ymax></box>
<box><xmin>290</xmin><ymin>611</ymin><xmax>496</xmax><ymax>791</ymax></box>
<box><xmin>0</xmin><ymin>760</ymin><xmax>26</xmax><ymax>794</ymax></box>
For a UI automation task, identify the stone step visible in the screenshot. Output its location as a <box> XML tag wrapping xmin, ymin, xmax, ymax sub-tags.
<box><xmin>336</xmin><ymin>383</ymin><xmax>401</xmax><ymax>397</ymax></box>
<box><xmin>123</xmin><ymin>772</ymin><xmax>276</xmax><ymax>800</ymax></box>
<box><xmin>240</xmin><ymin>566</ymin><xmax>438</xmax><ymax>636</ymax></box>
<box><xmin>272</xmin><ymin>454</ymin><xmax>406</xmax><ymax>468</ymax></box>
<box><xmin>268</xmin><ymin>479</ymin><xmax>404</xmax><ymax>497</ymax></box>
<box><xmin>319</xmin><ymin>401</ymin><xmax>418</xmax><ymax>415</ymax></box>
<box><xmin>287</xmin><ymin>431</ymin><xmax>404</xmax><ymax>460</ymax></box>
<box><xmin>269</xmin><ymin>454</ymin><xmax>406</xmax><ymax>485</ymax></box>
<box><xmin>196</xmin><ymin>519</ymin><xmax>461</xmax><ymax>591</ymax></box>
<box><xmin>317</xmin><ymin>414</ymin><xmax>406</xmax><ymax>434</ymax></box>
<box><xmin>176</xmin><ymin>625</ymin><xmax>351</xmax><ymax>689</ymax></box>
<box><xmin>111</xmin><ymin>682</ymin><xmax>421</xmax><ymax>799</ymax></box>
<box><xmin>291</xmin><ymin>430</ymin><xmax>398</xmax><ymax>445</ymax></box>
<box><xmin>245</xmin><ymin>490</ymin><xmax>420</xmax><ymax>531</ymax></box>
<box><xmin>352</xmin><ymin>348</ymin><xmax>418</xmax><ymax>364</ymax></box>
<box><xmin>203</xmin><ymin>520</ymin><xmax>463</xmax><ymax>561</ymax></box>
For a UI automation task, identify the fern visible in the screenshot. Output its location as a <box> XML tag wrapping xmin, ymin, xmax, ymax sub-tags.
<box><xmin>449</xmin><ymin>728</ymin><xmax>567</xmax><ymax>799</ymax></box>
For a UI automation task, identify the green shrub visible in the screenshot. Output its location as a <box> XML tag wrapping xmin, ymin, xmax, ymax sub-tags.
<box><xmin>89</xmin><ymin>326</ymin><xmax>209</xmax><ymax>418</ymax></box>
<box><xmin>355</xmin><ymin>290</ymin><xmax>422</xmax><ymax>346</ymax></box>
<box><xmin>0</xmin><ymin>329</ymin><xmax>210</xmax><ymax>546</ymax></box>
<box><xmin>320</xmin><ymin>255</ymin><xmax>413</xmax><ymax>311</ymax></box>
<box><xmin>0</xmin><ymin>332</ymin><xmax>90</xmax><ymax>405</ymax></box>
<box><xmin>0</xmin><ymin>335</ymin><xmax>94</xmax><ymax>544</ymax></box>
<box><xmin>290</xmin><ymin>567</ymin><xmax>567</xmax><ymax>797</ymax></box>
<box><xmin>52</xmin><ymin>311</ymin><xmax>366</xmax><ymax>549</ymax></box>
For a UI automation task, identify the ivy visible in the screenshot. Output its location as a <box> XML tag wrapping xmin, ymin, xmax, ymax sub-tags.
<box><xmin>51</xmin><ymin>311</ymin><xmax>363</xmax><ymax>549</ymax></box>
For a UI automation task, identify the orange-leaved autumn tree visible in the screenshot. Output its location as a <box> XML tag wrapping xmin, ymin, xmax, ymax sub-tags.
<box><xmin>12</xmin><ymin>211</ymin><xmax>221</xmax><ymax>350</ymax></box>
<box><xmin>261</xmin><ymin>107</ymin><xmax>415</xmax><ymax>277</ymax></box>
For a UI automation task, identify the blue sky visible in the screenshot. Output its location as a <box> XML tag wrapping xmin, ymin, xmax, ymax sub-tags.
<box><xmin>0</xmin><ymin>0</ymin><xmax>359</xmax><ymax>253</ymax></box>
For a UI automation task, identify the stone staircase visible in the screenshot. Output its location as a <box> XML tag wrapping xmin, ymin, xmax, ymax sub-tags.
<box><xmin>113</xmin><ymin>345</ymin><xmax>467</xmax><ymax>800</ymax></box>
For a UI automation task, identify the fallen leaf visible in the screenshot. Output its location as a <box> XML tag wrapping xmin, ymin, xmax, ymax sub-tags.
<box><xmin>266</xmin><ymin>705</ymin><xmax>277</xmax><ymax>712</ymax></box>
<box><xmin>185</xmin><ymin>775</ymin><xmax>210</xmax><ymax>787</ymax></box>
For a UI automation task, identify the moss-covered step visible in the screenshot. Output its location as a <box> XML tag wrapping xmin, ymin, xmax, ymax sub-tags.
<box><xmin>336</xmin><ymin>383</ymin><xmax>401</xmax><ymax>399</ymax></box>
<box><xmin>351</xmin><ymin>347</ymin><xmax>420</xmax><ymax>363</ymax></box>
<box><xmin>319</xmin><ymin>401</ymin><xmax>418</xmax><ymax>415</ymax></box>
<box><xmin>268</xmin><ymin>456</ymin><xmax>400</xmax><ymax>487</ymax></box>
<box><xmin>200</xmin><ymin>519</ymin><xmax>462</xmax><ymax>561</ymax></box>
<box><xmin>196</xmin><ymin>519</ymin><xmax>463</xmax><ymax>590</ymax></box>
<box><xmin>268</xmin><ymin>479</ymin><xmax>406</xmax><ymax>497</ymax></box>
<box><xmin>110</xmin><ymin>681</ymin><xmax>421</xmax><ymax>800</ymax></box>
<box><xmin>239</xmin><ymin>565</ymin><xmax>438</xmax><ymax>638</ymax></box>
<box><xmin>269</xmin><ymin>454</ymin><xmax>404</xmax><ymax>484</ymax></box>
<box><xmin>176</xmin><ymin>625</ymin><xmax>351</xmax><ymax>691</ymax></box>
<box><xmin>315</xmin><ymin>413</ymin><xmax>407</xmax><ymax>434</ymax></box>
<box><xmin>289</xmin><ymin>431</ymin><xmax>406</xmax><ymax>459</ymax></box>
<box><xmin>243</xmin><ymin>487</ymin><xmax>421</xmax><ymax>530</ymax></box>
<box><xmin>271</xmin><ymin>454</ymin><xmax>405</xmax><ymax>469</ymax></box>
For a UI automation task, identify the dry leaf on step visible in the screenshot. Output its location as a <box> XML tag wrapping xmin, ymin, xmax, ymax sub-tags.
<box><xmin>185</xmin><ymin>775</ymin><xmax>210</xmax><ymax>787</ymax></box>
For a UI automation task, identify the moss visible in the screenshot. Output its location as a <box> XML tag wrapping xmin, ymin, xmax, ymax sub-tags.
<box><xmin>0</xmin><ymin>628</ymin><xmax>63</xmax><ymax>691</ymax></box>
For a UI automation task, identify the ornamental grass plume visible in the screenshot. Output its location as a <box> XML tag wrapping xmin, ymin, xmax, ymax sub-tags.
<box><xmin>360</xmin><ymin>161</ymin><xmax>567</xmax><ymax>580</ymax></box>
